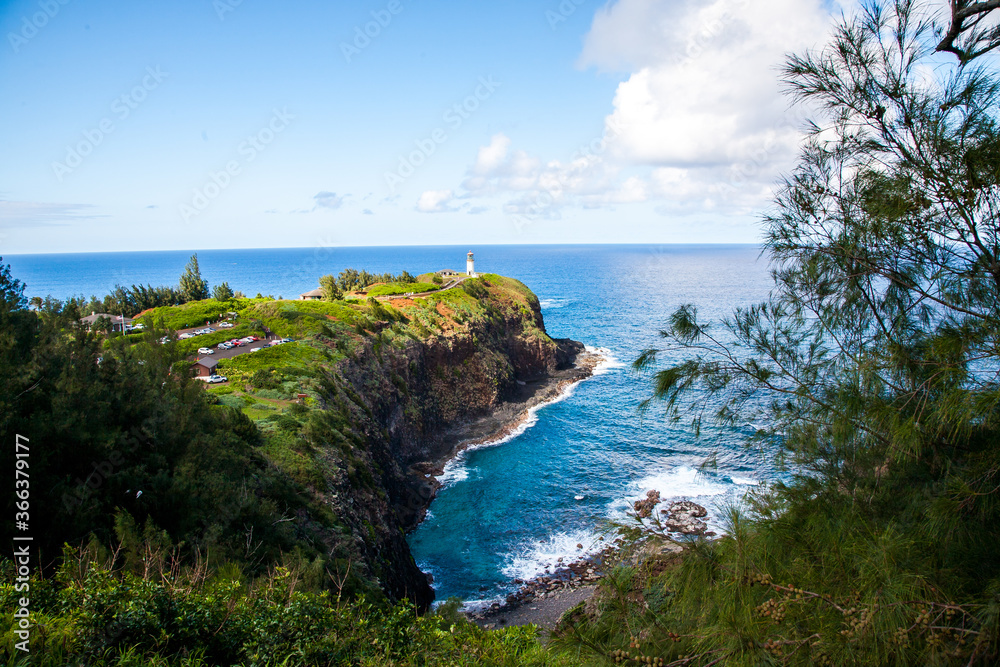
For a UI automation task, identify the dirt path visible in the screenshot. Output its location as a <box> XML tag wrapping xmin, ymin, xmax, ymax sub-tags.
<box><xmin>475</xmin><ymin>585</ymin><xmax>596</xmax><ymax>632</ymax></box>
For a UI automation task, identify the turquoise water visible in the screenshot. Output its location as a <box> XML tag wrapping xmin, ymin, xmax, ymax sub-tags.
<box><xmin>5</xmin><ymin>244</ymin><xmax>775</xmax><ymax>606</ymax></box>
<box><xmin>404</xmin><ymin>245</ymin><xmax>775</xmax><ymax>606</ymax></box>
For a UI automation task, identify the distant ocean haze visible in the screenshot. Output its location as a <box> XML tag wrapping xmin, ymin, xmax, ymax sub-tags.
<box><xmin>7</xmin><ymin>244</ymin><xmax>778</xmax><ymax>604</ymax></box>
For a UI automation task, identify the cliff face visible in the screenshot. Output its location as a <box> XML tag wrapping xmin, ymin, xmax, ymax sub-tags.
<box><xmin>303</xmin><ymin>276</ymin><xmax>584</xmax><ymax>609</ymax></box>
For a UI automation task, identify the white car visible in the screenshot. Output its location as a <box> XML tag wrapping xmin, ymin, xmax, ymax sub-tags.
<box><xmin>179</xmin><ymin>333</ymin><xmax>195</xmax><ymax>339</ymax></box>
<box><xmin>219</xmin><ymin>322</ymin><xmax>234</xmax><ymax>328</ymax></box>
<box><xmin>204</xmin><ymin>374</ymin><xmax>228</xmax><ymax>384</ymax></box>
<box><xmin>198</xmin><ymin>347</ymin><xmax>214</xmax><ymax>355</ymax></box>
<box><xmin>249</xmin><ymin>347</ymin><xmax>262</xmax><ymax>352</ymax></box>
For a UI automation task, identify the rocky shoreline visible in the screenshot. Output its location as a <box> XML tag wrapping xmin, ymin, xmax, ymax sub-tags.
<box><xmin>468</xmin><ymin>542</ymin><xmax>619</xmax><ymax>629</ymax></box>
<box><xmin>469</xmin><ymin>497</ymin><xmax>714</xmax><ymax>629</ymax></box>
<box><xmin>404</xmin><ymin>342</ymin><xmax>605</xmax><ymax>527</ymax></box>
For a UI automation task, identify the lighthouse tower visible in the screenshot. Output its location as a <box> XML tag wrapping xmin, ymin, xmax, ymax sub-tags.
<box><xmin>466</xmin><ymin>251</ymin><xmax>477</xmax><ymax>277</ymax></box>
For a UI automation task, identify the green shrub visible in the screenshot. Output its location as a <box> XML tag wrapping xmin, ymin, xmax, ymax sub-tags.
<box><xmin>0</xmin><ymin>557</ymin><xmax>555</xmax><ymax>666</ymax></box>
<box><xmin>365</xmin><ymin>282</ymin><xmax>439</xmax><ymax>297</ymax></box>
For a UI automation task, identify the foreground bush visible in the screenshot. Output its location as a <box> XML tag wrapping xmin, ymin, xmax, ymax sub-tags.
<box><xmin>0</xmin><ymin>550</ymin><xmax>553</xmax><ymax>667</ymax></box>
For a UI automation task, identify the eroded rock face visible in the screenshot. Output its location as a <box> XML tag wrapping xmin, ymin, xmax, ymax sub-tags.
<box><xmin>660</xmin><ymin>501</ymin><xmax>709</xmax><ymax>535</ymax></box>
<box><xmin>315</xmin><ymin>280</ymin><xmax>585</xmax><ymax>610</ymax></box>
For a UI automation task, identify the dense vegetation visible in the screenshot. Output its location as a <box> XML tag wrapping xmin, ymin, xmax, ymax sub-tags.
<box><xmin>0</xmin><ymin>548</ymin><xmax>551</xmax><ymax>666</ymax></box>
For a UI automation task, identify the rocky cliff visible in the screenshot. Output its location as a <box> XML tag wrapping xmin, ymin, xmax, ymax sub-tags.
<box><xmin>257</xmin><ymin>275</ymin><xmax>588</xmax><ymax>609</ymax></box>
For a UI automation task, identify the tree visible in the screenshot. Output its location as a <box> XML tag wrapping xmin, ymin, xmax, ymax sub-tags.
<box><xmin>178</xmin><ymin>254</ymin><xmax>209</xmax><ymax>303</ymax></box>
<box><xmin>626</xmin><ymin>1</ymin><xmax>1000</xmax><ymax>663</ymax></box>
<box><xmin>319</xmin><ymin>274</ymin><xmax>343</xmax><ymax>301</ymax></box>
<box><xmin>0</xmin><ymin>258</ymin><xmax>26</xmax><ymax>312</ymax></box>
<box><xmin>212</xmin><ymin>282</ymin><xmax>235</xmax><ymax>301</ymax></box>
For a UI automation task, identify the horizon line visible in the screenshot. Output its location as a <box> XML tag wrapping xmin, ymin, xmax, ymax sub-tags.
<box><xmin>3</xmin><ymin>241</ymin><xmax>762</xmax><ymax>258</ymax></box>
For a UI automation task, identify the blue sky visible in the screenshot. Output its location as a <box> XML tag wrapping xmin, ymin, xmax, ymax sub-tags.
<box><xmin>0</xmin><ymin>0</ymin><xmax>849</xmax><ymax>254</ymax></box>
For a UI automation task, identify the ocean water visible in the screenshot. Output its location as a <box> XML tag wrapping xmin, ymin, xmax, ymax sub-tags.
<box><xmin>4</xmin><ymin>244</ymin><xmax>775</xmax><ymax>606</ymax></box>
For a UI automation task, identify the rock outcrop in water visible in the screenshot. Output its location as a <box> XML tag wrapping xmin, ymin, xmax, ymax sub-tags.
<box><xmin>661</xmin><ymin>500</ymin><xmax>708</xmax><ymax>535</ymax></box>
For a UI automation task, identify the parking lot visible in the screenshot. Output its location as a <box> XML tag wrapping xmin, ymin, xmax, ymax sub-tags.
<box><xmin>173</xmin><ymin>323</ymin><xmax>286</xmax><ymax>365</ymax></box>
<box><xmin>194</xmin><ymin>336</ymin><xmax>277</xmax><ymax>361</ymax></box>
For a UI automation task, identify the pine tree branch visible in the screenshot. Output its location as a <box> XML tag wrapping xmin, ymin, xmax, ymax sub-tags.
<box><xmin>936</xmin><ymin>0</ymin><xmax>1000</xmax><ymax>63</ymax></box>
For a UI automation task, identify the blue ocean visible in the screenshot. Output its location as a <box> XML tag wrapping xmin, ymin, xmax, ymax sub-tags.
<box><xmin>4</xmin><ymin>244</ymin><xmax>775</xmax><ymax>606</ymax></box>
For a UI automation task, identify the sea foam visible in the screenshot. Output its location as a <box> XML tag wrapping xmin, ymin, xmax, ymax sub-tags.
<box><xmin>500</xmin><ymin>528</ymin><xmax>602</xmax><ymax>583</ymax></box>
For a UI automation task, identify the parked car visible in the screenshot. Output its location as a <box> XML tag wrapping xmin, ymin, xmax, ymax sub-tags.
<box><xmin>218</xmin><ymin>342</ymin><xmax>232</xmax><ymax>350</ymax></box>
<box><xmin>204</xmin><ymin>374</ymin><xmax>228</xmax><ymax>384</ymax></box>
<box><xmin>179</xmin><ymin>333</ymin><xmax>194</xmax><ymax>339</ymax></box>
<box><xmin>249</xmin><ymin>347</ymin><xmax>262</xmax><ymax>352</ymax></box>
<box><xmin>280</xmin><ymin>338</ymin><xmax>293</xmax><ymax>343</ymax></box>
<box><xmin>219</xmin><ymin>322</ymin><xmax>234</xmax><ymax>328</ymax></box>
<box><xmin>197</xmin><ymin>347</ymin><xmax>214</xmax><ymax>355</ymax></box>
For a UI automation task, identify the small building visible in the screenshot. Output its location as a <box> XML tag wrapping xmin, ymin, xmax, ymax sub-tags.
<box><xmin>192</xmin><ymin>357</ymin><xmax>220</xmax><ymax>377</ymax></box>
<box><xmin>80</xmin><ymin>312</ymin><xmax>133</xmax><ymax>332</ymax></box>
<box><xmin>299</xmin><ymin>288</ymin><xmax>324</xmax><ymax>301</ymax></box>
<box><xmin>438</xmin><ymin>269</ymin><xmax>459</xmax><ymax>278</ymax></box>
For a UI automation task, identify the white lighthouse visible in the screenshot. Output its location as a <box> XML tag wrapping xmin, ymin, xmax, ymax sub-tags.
<box><xmin>466</xmin><ymin>251</ymin><xmax>477</xmax><ymax>277</ymax></box>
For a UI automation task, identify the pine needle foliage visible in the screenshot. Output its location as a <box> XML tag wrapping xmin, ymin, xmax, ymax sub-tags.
<box><xmin>584</xmin><ymin>1</ymin><xmax>1000</xmax><ymax>665</ymax></box>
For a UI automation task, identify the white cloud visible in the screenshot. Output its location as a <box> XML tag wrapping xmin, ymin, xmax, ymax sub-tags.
<box><xmin>582</xmin><ymin>0</ymin><xmax>835</xmax><ymax>172</ymax></box>
<box><xmin>472</xmin><ymin>134</ymin><xmax>513</xmax><ymax>175</ymax></box>
<box><xmin>421</xmin><ymin>0</ymin><xmax>847</xmax><ymax>223</ymax></box>
<box><xmin>0</xmin><ymin>200</ymin><xmax>104</xmax><ymax>228</ymax></box>
<box><xmin>312</xmin><ymin>191</ymin><xmax>345</xmax><ymax>210</ymax></box>
<box><xmin>416</xmin><ymin>190</ymin><xmax>457</xmax><ymax>213</ymax></box>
